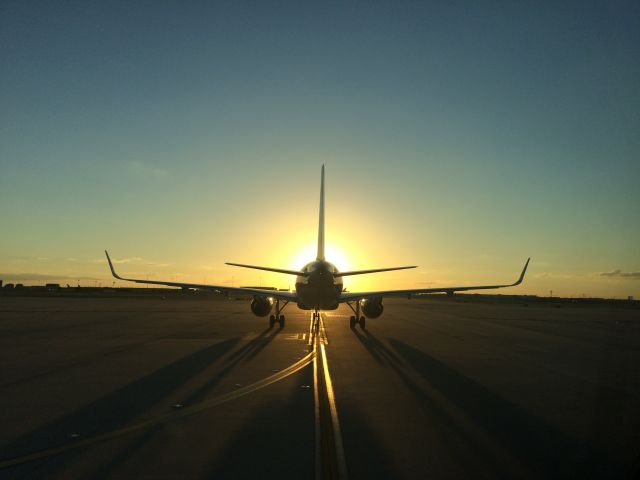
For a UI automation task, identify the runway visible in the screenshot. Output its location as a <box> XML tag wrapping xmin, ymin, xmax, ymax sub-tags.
<box><xmin>0</xmin><ymin>295</ymin><xmax>639</xmax><ymax>479</ymax></box>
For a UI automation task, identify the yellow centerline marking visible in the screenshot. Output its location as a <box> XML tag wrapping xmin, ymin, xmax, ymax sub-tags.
<box><xmin>319</xmin><ymin>314</ymin><xmax>329</xmax><ymax>345</ymax></box>
<box><xmin>313</xmin><ymin>312</ymin><xmax>348</xmax><ymax>480</ymax></box>
<box><xmin>319</xmin><ymin>342</ymin><xmax>348</xmax><ymax>479</ymax></box>
<box><xmin>308</xmin><ymin>313</ymin><xmax>318</xmax><ymax>347</ymax></box>
<box><xmin>2</xmin><ymin>313</ymin><xmax>349</xmax><ymax>473</ymax></box>
<box><xmin>314</xmin><ymin>331</ymin><xmax>322</xmax><ymax>479</ymax></box>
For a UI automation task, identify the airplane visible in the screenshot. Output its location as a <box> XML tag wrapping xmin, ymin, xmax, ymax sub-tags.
<box><xmin>106</xmin><ymin>165</ymin><xmax>529</xmax><ymax>329</ymax></box>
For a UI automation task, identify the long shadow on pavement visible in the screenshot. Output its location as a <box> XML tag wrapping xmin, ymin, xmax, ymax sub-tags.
<box><xmin>203</xmin><ymin>365</ymin><xmax>314</xmax><ymax>479</ymax></box>
<box><xmin>90</xmin><ymin>326</ymin><xmax>283</xmax><ymax>480</ymax></box>
<box><xmin>388</xmin><ymin>337</ymin><xmax>618</xmax><ymax>479</ymax></box>
<box><xmin>223</xmin><ymin>326</ymin><xmax>282</xmax><ymax>364</ymax></box>
<box><xmin>335</xmin><ymin>401</ymin><xmax>398</xmax><ymax>479</ymax></box>
<box><xmin>1</xmin><ymin>337</ymin><xmax>240</xmax><ymax>478</ymax></box>
<box><xmin>351</xmin><ymin>328</ymin><xmax>509</xmax><ymax>479</ymax></box>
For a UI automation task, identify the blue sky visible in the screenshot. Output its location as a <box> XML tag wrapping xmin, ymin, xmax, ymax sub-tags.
<box><xmin>1</xmin><ymin>1</ymin><xmax>639</xmax><ymax>297</ymax></box>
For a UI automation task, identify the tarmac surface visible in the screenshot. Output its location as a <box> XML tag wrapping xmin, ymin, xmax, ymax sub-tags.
<box><xmin>1</xmin><ymin>294</ymin><xmax>639</xmax><ymax>479</ymax></box>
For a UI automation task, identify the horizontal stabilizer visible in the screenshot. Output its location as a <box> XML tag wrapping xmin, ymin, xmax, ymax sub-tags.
<box><xmin>335</xmin><ymin>266</ymin><xmax>417</xmax><ymax>277</ymax></box>
<box><xmin>226</xmin><ymin>262</ymin><xmax>306</xmax><ymax>276</ymax></box>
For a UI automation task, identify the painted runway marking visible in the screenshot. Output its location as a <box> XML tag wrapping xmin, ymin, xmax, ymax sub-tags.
<box><xmin>1</xmin><ymin>315</ymin><xmax>346</xmax><ymax>474</ymax></box>
<box><xmin>0</xmin><ymin>344</ymin><xmax>316</xmax><ymax>470</ymax></box>
<box><xmin>313</xmin><ymin>313</ymin><xmax>348</xmax><ymax>480</ymax></box>
<box><xmin>284</xmin><ymin>332</ymin><xmax>307</xmax><ymax>341</ymax></box>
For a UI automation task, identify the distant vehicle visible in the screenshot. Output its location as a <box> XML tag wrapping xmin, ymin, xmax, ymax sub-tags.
<box><xmin>107</xmin><ymin>166</ymin><xmax>529</xmax><ymax>328</ymax></box>
<box><xmin>3</xmin><ymin>283</ymin><xmax>15</xmax><ymax>290</ymax></box>
<box><xmin>45</xmin><ymin>283</ymin><xmax>60</xmax><ymax>291</ymax></box>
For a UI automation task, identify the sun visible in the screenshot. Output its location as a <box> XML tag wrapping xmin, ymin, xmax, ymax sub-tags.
<box><xmin>290</xmin><ymin>243</ymin><xmax>351</xmax><ymax>272</ymax></box>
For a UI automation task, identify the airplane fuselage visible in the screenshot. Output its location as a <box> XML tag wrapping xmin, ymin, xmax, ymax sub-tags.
<box><xmin>295</xmin><ymin>260</ymin><xmax>343</xmax><ymax>310</ymax></box>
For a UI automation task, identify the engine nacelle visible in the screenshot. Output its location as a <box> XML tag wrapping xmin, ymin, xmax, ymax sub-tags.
<box><xmin>361</xmin><ymin>297</ymin><xmax>384</xmax><ymax>318</ymax></box>
<box><xmin>251</xmin><ymin>296</ymin><xmax>273</xmax><ymax>317</ymax></box>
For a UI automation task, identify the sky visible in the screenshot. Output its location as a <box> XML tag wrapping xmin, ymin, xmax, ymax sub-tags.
<box><xmin>1</xmin><ymin>1</ymin><xmax>639</xmax><ymax>298</ymax></box>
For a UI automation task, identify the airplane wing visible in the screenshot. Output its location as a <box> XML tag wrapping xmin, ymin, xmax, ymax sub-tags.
<box><xmin>105</xmin><ymin>251</ymin><xmax>298</xmax><ymax>301</ymax></box>
<box><xmin>339</xmin><ymin>258</ymin><xmax>530</xmax><ymax>302</ymax></box>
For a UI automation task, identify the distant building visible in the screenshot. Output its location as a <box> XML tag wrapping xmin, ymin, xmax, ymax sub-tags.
<box><xmin>45</xmin><ymin>283</ymin><xmax>61</xmax><ymax>291</ymax></box>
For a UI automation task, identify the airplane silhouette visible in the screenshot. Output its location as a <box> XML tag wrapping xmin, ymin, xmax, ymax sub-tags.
<box><xmin>106</xmin><ymin>166</ymin><xmax>529</xmax><ymax>329</ymax></box>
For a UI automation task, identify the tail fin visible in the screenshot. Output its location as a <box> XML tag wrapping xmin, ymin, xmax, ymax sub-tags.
<box><xmin>317</xmin><ymin>165</ymin><xmax>325</xmax><ymax>260</ymax></box>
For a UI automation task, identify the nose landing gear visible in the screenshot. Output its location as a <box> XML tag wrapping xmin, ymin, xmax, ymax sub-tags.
<box><xmin>269</xmin><ymin>299</ymin><xmax>289</xmax><ymax>328</ymax></box>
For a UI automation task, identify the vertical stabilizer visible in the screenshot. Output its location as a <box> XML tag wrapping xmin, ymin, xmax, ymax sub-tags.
<box><xmin>317</xmin><ymin>165</ymin><xmax>325</xmax><ymax>260</ymax></box>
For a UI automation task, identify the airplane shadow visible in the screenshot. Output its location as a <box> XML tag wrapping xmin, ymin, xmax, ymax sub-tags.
<box><xmin>351</xmin><ymin>327</ymin><xmax>403</xmax><ymax>366</ymax></box>
<box><xmin>224</xmin><ymin>326</ymin><xmax>282</xmax><ymax>364</ymax></box>
<box><xmin>388</xmin><ymin>337</ymin><xmax>618</xmax><ymax>479</ymax></box>
<box><xmin>182</xmin><ymin>326</ymin><xmax>282</xmax><ymax>406</ymax></box>
<box><xmin>334</xmin><ymin>401</ymin><xmax>398</xmax><ymax>479</ymax></box>
<box><xmin>203</xmin><ymin>365</ymin><xmax>314</xmax><ymax>479</ymax></box>
<box><xmin>2</xmin><ymin>326</ymin><xmax>284</xmax><ymax>479</ymax></box>
<box><xmin>202</xmin><ymin>359</ymin><xmax>396</xmax><ymax>480</ymax></box>
<box><xmin>201</xmin><ymin>360</ymin><xmax>396</xmax><ymax>480</ymax></box>
<box><xmin>91</xmin><ymin>327</ymin><xmax>283</xmax><ymax>479</ymax></box>
<box><xmin>1</xmin><ymin>337</ymin><xmax>240</xmax><ymax>478</ymax></box>
<box><xmin>350</xmin><ymin>328</ymin><xmax>500</xmax><ymax>478</ymax></box>
<box><xmin>350</xmin><ymin>329</ymin><xmax>617</xmax><ymax>478</ymax></box>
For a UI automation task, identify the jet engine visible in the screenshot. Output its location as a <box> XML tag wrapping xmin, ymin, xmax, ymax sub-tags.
<box><xmin>250</xmin><ymin>296</ymin><xmax>273</xmax><ymax>317</ymax></box>
<box><xmin>361</xmin><ymin>297</ymin><xmax>383</xmax><ymax>318</ymax></box>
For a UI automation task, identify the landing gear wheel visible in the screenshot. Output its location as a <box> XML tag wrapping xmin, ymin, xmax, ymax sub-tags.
<box><xmin>269</xmin><ymin>315</ymin><xmax>275</xmax><ymax>328</ymax></box>
<box><xmin>359</xmin><ymin>316</ymin><xmax>366</xmax><ymax>329</ymax></box>
<box><xmin>349</xmin><ymin>316</ymin><xmax>356</xmax><ymax>329</ymax></box>
<box><xmin>279</xmin><ymin>315</ymin><xmax>285</xmax><ymax>328</ymax></box>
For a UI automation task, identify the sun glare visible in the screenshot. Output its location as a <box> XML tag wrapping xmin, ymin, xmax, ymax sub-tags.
<box><xmin>290</xmin><ymin>243</ymin><xmax>351</xmax><ymax>272</ymax></box>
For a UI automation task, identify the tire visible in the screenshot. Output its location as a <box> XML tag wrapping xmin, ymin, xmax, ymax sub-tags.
<box><xmin>360</xmin><ymin>316</ymin><xmax>366</xmax><ymax>329</ymax></box>
<box><xmin>279</xmin><ymin>316</ymin><xmax>285</xmax><ymax>328</ymax></box>
<box><xmin>349</xmin><ymin>316</ymin><xmax>356</xmax><ymax>329</ymax></box>
<box><xmin>269</xmin><ymin>315</ymin><xmax>275</xmax><ymax>328</ymax></box>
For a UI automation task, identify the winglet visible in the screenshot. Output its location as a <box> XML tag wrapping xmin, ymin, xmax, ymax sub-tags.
<box><xmin>105</xmin><ymin>250</ymin><xmax>124</xmax><ymax>280</ymax></box>
<box><xmin>513</xmin><ymin>257</ymin><xmax>530</xmax><ymax>286</ymax></box>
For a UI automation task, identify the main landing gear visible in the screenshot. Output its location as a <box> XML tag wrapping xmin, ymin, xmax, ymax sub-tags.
<box><xmin>347</xmin><ymin>301</ymin><xmax>366</xmax><ymax>329</ymax></box>
<box><xmin>269</xmin><ymin>299</ymin><xmax>289</xmax><ymax>329</ymax></box>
